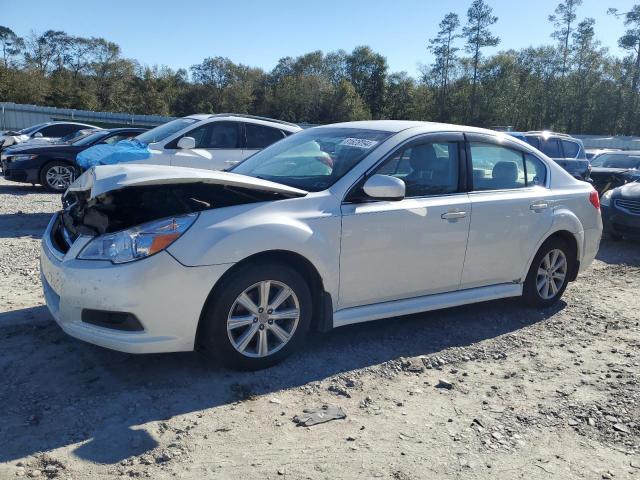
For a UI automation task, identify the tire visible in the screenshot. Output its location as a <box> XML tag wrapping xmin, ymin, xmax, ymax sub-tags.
<box><xmin>522</xmin><ymin>237</ymin><xmax>574</xmax><ymax>307</ymax></box>
<box><xmin>40</xmin><ymin>161</ymin><xmax>77</xmax><ymax>192</ymax></box>
<box><xmin>200</xmin><ymin>261</ymin><xmax>312</xmax><ymax>370</ymax></box>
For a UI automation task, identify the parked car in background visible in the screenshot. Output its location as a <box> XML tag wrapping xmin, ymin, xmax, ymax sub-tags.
<box><xmin>76</xmin><ymin>114</ymin><xmax>302</xmax><ymax>170</ymax></box>
<box><xmin>507</xmin><ymin>131</ymin><xmax>590</xmax><ymax>181</ymax></box>
<box><xmin>586</xmin><ymin>148</ymin><xmax>620</xmax><ymax>160</ymax></box>
<box><xmin>601</xmin><ymin>180</ymin><xmax>640</xmax><ymax>240</ymax></box>
<box><xmin>0</xmin><ymin>121</ymin><xmax>99</xmax><ymax>151</ymax></box>
<box><xmin>1</xmin><ymin>128</ymin><xmax>146</xmax><ymax>191</ymax></box>
<box><xmin>589</xmin><ymin>151</ymin><xmax>640</xmax><ymax>195</ymax></box>
<box><xmin>42</xmin><ymin>121</ymin><xmax>602</xmax><ymax>369</ymax></box>
<box><xmin>9</xmin><ymin>127</ymin><xmax>103</xmax><ymax>150</ymax></box>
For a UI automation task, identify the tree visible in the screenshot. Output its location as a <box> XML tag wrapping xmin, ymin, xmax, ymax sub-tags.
<box><xmin>0</xmin><ymin>26</ymin><xmax>24</xmax><ymax>68</ymax></box>
<box><xmin>463</xmin><ymin>0</ymin><xmax>499</xmax><ymax>122</ymax></box>
<box><xmin>428</xmin><ymin>13</ymin><xmax>460</xmax><ymax>120</ymax></box>
<box><xmin>609</xmin><ymin>5</ymin><xmax>640</xmax><ymax>133</ymax></box>
<box><xmin>549</xmin><ymin>0</ymin><xmax>583</xmax><ymax>76</ymax></box>
<box><xmin>345</xmin><ymin>46</ymin><xmax>388</xmax><ymax>118</ymax></box>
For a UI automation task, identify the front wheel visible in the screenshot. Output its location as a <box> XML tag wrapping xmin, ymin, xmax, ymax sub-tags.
<box><xmin>40</xmin><ymin>161</ymin><xmax>76</xmax><ymax>192</ymax></box>
<box><xmin>523</xmin><ymin>238</ymin><xmax>574</xmax><ymax>307</ymax></box>
<box><xmin>200</xmin><ymin>262</ymin><xmax>312</xmax><ymax>370</ymax></box>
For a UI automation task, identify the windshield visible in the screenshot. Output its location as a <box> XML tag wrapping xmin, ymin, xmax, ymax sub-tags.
<box><xmin>135</xmin><ymin>118</ymin><xmax>199</xmax><ymax>144</ymax></box>
<box><xmin>72</xmin><ymin>131</ymin><xmax>109</xmax><ymax>146</ymax></box>
<box><xmin>231</xmin><ymin>127</ymin><xmax>392</xmax><ymax>192</ymax></box>
<box><xmin>16</xmin><ymin>123</ymin><xmax>48</xmax><ymax>135</ymax></box>
<box><xmin>591</xmin><ymin>153</ymin><xmax>640</xmax><ymax>169</ymax></box>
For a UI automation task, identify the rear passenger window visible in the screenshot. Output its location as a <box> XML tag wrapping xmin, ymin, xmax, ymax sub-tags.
<box><xmin>525</xmin><ymin>154</ymin><xmax>547</xmax><ymax>186</ymax></box>
<box><xmin>538</xmin><ymin>138</ymin><xmax>562</xmax><ymax>158</ymax></box>
<box><xmin>470</xmin><ymin>143</ymin><xmax>526</xmax><ymax>191</ymax></box>
<box><xmin>245</xmin><ymin>124</ymin><xmax>285</xmax><ymax>149</ymax></box>
<box><xmin>561</xmin><ymin>140</ymin><xmax>580</xmax><ymax>158</ymax></box>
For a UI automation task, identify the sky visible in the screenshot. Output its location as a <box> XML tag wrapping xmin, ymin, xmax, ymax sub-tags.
<box><xmin>3</xmin><ymin>0</ymin><xmax>635</xmax><ymax>77</ymax></box>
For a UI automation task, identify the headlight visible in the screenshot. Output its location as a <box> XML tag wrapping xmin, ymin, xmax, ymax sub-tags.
<box><xmin>78</xmin><ymin>213</ymin><xmax>198</xmax><ymax>264</ymax></box>
<box><xmin>8</xmin><ymin>154</ymin><xmax>38</xmax><ymax>162</ymax></box>
<box><xmin>600</xmin><ymin>190</ymin><xmax>613</xmax><ymax>207</ymax></box>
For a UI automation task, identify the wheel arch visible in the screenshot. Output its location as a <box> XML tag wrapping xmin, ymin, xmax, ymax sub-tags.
<box><xmin>523</xmin><ymin>228</ymin><xmax>581</xmax><ymax>283</ymax></box>
<box><xmin>38</xmin><ymin>158</ymin><xmax>77</xmax><ymax>184</ymax></box>
<box><xmin>195</xmin><ymin>249</ymin><xmax>333</xmax><ymax>350</ymax></box>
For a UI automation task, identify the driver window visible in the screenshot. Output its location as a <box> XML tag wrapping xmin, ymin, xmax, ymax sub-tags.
<box><xmin>376</xmin><ymin>142</ymin><xmax>460</xmax><ymax>197</ymax></box>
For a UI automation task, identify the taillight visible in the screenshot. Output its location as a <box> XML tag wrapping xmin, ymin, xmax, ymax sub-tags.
<box><xmin>589</xmin><ymin>190</ymin><xmax>600</xmax><ymax>210</ymax></box>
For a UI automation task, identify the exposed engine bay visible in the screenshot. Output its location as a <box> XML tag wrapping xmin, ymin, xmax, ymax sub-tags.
<box><xmin>60</xmin><ymin>183</ymin><xmax>297</xmax><ymax>240</ymax></box>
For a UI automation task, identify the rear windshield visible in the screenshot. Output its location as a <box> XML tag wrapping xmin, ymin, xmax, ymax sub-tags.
<box><xmin>136</xmin><ymin>118</ymin><xmax>199</xmax><ymax>144</ymax></box>
<box><xmin>592</xmin><ymin>154</ymin><xmax>640</xmax><ymax>169</ymax></box>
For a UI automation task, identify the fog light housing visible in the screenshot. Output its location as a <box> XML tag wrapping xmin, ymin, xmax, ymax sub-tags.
<box><xmin>81</xmin><ymin>309</ymin><xmax>143</xmax><ymax>331</ymax></box>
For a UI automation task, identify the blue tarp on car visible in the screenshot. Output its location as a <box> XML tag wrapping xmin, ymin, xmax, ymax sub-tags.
<box><xmin>76</xmin><ymin>139</ymin><xmax>151</xmax><ymax>169</ymax></box>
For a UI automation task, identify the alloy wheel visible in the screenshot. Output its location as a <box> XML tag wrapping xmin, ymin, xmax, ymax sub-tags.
<box><xmin>226</xmin><ymin>280</ymin><xmax>300</xmax><ymax>358</ymax></box>
<box><xmin>536</xmin><ymin>248</ymin><xmax>567</xmax><ymax>300</ymax></box>
<box><xmin>45</xmin><ymin>165</ymin><xmax>75</xmax><ymax>191</ymax></box>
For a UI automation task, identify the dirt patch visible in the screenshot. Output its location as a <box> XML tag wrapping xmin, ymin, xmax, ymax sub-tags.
<box><xmin>0</xmin><ymin>177</ymin><xmax>638</xmax><ymax>479</ymax></box>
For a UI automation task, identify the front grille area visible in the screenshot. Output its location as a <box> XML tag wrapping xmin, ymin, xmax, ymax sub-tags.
<box><xmin>615</xmin><ymin>198</ymin><xmax>640</xmax><ymax>216</ymax></box>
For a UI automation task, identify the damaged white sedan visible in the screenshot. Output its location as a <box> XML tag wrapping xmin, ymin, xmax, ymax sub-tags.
<box><xmin>41</xmin><ymin>121</ymin><xmax>602</xmax><ymax>369</ymax></box>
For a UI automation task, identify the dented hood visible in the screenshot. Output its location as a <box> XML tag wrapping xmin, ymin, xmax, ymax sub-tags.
<box><xmin>65</xmin><ymin>164</ymin><xmax>308</xmax><ymax>199</ymax></box>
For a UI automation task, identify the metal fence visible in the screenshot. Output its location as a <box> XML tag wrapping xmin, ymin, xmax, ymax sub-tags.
<box><xmin>0</xmin><ymin>102</ymin><xmax>175</xmax><ymax>131</ymax></box>
<box><xmin>3</xmin><ymin>102</ymin><xmax>640</xmax><ymax>149</ymax></box>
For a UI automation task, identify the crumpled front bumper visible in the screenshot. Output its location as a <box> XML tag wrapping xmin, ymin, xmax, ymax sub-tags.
<box><xmin>40</xmin><ymin>213</ymin><xmax>233</xmax><ymax>354</ymax></box>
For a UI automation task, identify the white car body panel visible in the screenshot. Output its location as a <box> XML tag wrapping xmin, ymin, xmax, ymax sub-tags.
<box><xmin>339</xmin><ymin>193</ymin><xmax>471</xmax><ymax>308</ymax></box>
<box><xmin>41</xmin><ymin>121</ymin><xmax>603</xmax><ymax>354</ymax></box>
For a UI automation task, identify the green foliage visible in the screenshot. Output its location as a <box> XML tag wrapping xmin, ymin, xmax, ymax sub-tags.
<box><xmin>1</xmin><ymin>2</ymin><xmax>640</xmax><ymax>135</ymax></box>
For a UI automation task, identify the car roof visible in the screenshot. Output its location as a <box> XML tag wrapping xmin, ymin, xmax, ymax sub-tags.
<box><xmin>597</xmin><ymin>150</ymin><xmax>640</xmax><ymax>155</ymax></box>
<box><xmin>44</xmin><ymin>121</ymin><xmax>98</xmax><ymax>127</ymax></box>
<box><xmin>184</xmin><ymin>113</ymin><xmax>301</xmax><ymax>131</ymax></box>
<box><xmin>104</xmin><ymin>127</ymin><xmax>147</xmax><ymax>133</ymax></box>
<box><xmin>315</xmin><ymin>120</ymin><xmax>509</xmax><ymax>136</ymax></box>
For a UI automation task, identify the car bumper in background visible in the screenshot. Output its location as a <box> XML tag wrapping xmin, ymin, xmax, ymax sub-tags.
<box><xmin>602</xmin><ymin>205</ymin><xmax>640</xmax><ymax>238</ymax></box>
<box><xmin>40</xmin><ymin>213</ymin><xmax>233</xmax><ymax>353</ymax></box>
<box><xmin>1</xmin><ymin>161</ymin><xmax>38</xmax><ymax>183</ymax></box>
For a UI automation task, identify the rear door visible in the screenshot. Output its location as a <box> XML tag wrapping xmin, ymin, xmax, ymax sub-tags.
<box><xmin>169</xmin><ymin>121</ymin><xmax>243</xmax><ymax>170</ymax></box>
<box><xmin>461</xmin><ymin>134</ymin><xmax>553</xmax><ymax>289</ymax></box>
<box><xmin>242</xmin><ymin>123</ymin><xmax>287</xmax><ymax>162</ymax></box>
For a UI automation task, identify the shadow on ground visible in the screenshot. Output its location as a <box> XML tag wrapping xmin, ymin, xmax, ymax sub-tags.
<box><xmin>0</xmin><ymin>213</ymin><xmax>53</xmax><ymax>239</ymax></box>
<box><xmin>0</xmin><ymin>296</ymin><xmax>561</xmax><ymax>465</ymax></box>
<box><xmin>596</xmin><ymin>238</ymin><xmax>640</xmax><ymax>267</ymax></box>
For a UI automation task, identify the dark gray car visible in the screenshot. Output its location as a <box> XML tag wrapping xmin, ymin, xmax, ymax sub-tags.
<box><xmin>508</xmin><ymin>131</ymin><xmax>590</xmax><ymax>181</ymax></box>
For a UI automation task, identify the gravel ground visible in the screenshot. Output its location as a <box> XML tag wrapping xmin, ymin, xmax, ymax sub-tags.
<box><xmin>0</xmin><ymin>176</ymin><xmax>638</xmax><ymax>480</ymax></box>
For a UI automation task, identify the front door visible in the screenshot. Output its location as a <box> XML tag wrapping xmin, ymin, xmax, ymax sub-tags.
<box><xmin>339</xmin><ymin>134</ymin><xmax>471</xmax><ymax>309</ymax></box>
<box><xmin>170</xmin><ymin>121</ymin><xmax>243</xmax><ymax>170</ymax></box>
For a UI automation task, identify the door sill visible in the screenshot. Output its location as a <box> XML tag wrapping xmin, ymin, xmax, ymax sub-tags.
<box><xmin>333</xmin><ymin>283</ymin><xmax>522</xmax><ymax>328</ymax></box>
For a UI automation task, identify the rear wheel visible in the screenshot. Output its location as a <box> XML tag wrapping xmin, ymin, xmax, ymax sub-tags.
<box><xmin>200</xmin><ymin>262</ymin><xmax>312</xmax><ymax>370</ymax></box>
<box><xmin>40</xmin><ymin>161</ymin><xmax>76</xmax><ymax>192</ymax></box>
<box><xmin>523</xmin><ymin>237</ymin><xmax>574</xmax><ymax>307</ymax></box>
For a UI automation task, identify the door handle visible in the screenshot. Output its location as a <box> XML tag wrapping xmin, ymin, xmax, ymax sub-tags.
<box><xmin>441</xmin><ymin>211</ymin><xmax>468</xmax><ymax>220</ymax></box>
<box><xmin>530</xmin><ymin>201</ymin><xmax>549</xmax><ymax>211</ymax></box>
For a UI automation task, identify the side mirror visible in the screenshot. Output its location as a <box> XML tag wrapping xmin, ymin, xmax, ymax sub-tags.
<box><xmin>362</xmin><ymin>174</ymin><xmax>405</xmax><ymax>201</ymax></box>
<box><xmin>33</xmin><ymin>132</ymin><xmax>43</xmax><ymax>138</ymax></box>
<box><xmin>177</xmin><ymin>136</ymin><xmax>196</xmax><ymax>150</ymax></box>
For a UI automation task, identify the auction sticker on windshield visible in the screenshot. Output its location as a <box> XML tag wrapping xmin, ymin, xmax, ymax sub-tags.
<box><xmin>339</xmin><ymin>138</ymin><xmax>379</xmax><ymax>149</ymax></box>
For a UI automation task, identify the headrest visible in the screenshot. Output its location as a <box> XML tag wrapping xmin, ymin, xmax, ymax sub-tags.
<box><xmin>492</xmin><ymin>161</ymin><xmax>518</xmax><ymax>184</ymax></box>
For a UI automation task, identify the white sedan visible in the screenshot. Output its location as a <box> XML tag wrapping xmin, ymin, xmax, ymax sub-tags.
<box><xmin>41</xmin><ymin>121</ymin><xmax>602</xmax><ymax>369</ymax></box>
